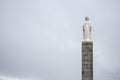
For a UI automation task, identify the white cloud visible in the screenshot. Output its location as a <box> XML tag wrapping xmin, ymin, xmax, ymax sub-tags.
<box><xmin>0</xmin><ymin>75</ymin><xmax>32</xmax><ymax>80</ymax></box>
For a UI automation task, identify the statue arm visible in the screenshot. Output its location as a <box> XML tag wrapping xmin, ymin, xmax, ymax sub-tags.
<box><xmin>83</xmin><ymin>25</ymin><xmax>85</xmax><ymax>40</ymax></box>
<box><xmin>90</xmin><ymin>26</ymin><xmax>92</xmax><ymax>32</ymax></box>
<box><xmin>83</xmin><ymin>25</ymin><xmax>85</xmax><ymax>31</ymax></box>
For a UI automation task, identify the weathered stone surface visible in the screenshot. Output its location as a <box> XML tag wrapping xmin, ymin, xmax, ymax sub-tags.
<box><xmin>82</xmin><ymin>42</ymin><xmax>93</xmax><ymax>80</ymax></box>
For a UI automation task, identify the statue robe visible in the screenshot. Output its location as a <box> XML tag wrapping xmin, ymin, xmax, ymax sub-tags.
<box><xmin>83</xmin><ymin>21</ymin><xmax>92</xmax><ymax>41</ymax></box>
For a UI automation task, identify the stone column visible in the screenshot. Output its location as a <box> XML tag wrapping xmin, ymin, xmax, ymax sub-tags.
<box><xmin>82</xmin><ymin>41</ymin><xmax>93</xmax><ymax>80</ymax></box>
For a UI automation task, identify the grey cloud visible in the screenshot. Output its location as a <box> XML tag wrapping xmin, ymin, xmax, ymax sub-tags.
<box><xmin>0</xmin><ymin>0</ymin><xmax>120</xmax><ymax>80</ymax></box>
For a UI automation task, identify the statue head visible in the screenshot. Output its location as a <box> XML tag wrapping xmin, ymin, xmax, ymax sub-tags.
<box><xmin>85</xmin><ymin>16</ymin><xmax>89</xmax><ymax>21</ymax></box>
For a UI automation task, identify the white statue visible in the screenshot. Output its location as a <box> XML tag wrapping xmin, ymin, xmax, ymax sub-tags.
<box><xmin>83</xmin><ymin>17</ymin><xmax>92</xmax><ymax>41</ymax></box>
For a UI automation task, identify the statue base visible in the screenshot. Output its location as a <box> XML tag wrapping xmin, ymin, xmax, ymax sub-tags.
<box><xmin>82</xmin><ymin>41</ymin><xmax>93</xmax><ymax>80</ymax></box>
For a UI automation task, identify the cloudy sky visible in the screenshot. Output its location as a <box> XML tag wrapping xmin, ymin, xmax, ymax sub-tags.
<box><xmin>0</xmin><ymin>0</ymin><xmax>120</xmax><ymax>80</ymax></box>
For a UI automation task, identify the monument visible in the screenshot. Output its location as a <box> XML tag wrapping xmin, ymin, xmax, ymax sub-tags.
<box><xmin>82</xmin><ymin>17</ymin><xmax>93</xmax><ymax>80</ymax></box>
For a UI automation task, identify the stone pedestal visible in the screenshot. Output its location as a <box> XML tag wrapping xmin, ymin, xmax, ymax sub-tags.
<box><xmin>82</xmin><ymin>42</ymin><xmax>93</xmax><ymax>80</ymax></box>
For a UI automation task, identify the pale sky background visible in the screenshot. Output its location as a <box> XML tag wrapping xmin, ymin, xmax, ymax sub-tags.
<box><xmin>0</xmin><ymin>0</ymin><xmax>120</xmax><ymax>80</ymax></box>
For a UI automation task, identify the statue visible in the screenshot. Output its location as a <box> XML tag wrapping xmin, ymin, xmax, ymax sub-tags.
<box><xmin>83</xmin><ymin>17</ymin><xmax>92</xmax><ymax>41</ymax></box>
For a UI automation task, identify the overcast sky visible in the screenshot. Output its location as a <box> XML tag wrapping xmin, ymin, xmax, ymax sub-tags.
<box><xmin>0</xmin><ymin>0</ymin><xmax>120</xmax><ymax>80</ymax></box>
